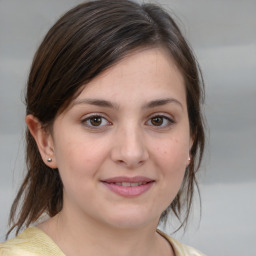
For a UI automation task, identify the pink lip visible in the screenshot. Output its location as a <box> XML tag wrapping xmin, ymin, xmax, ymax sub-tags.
<box><xmin>101</xmin><ymin>176</ymin><xmax>155</xmax><ymax>197</ymax></box>
<box><xmin>102</xmin><ymin>176</ymin><xmax>154</xmax><ymax>183</ymax></box>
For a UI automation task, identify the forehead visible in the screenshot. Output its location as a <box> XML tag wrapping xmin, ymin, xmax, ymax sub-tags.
<box><xmin>76</xmin><ymin>48</ymin><xmax>186</xmax><ymax>102</ymax></box>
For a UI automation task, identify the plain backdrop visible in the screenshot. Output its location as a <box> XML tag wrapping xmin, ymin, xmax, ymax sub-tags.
<box><xmin>0</xmin><ymin>1</ymin><xmax>256</xmax><ymax>255</ymax></box>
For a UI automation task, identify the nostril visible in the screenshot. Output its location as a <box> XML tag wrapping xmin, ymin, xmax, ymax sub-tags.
<box><xmin>110</xmin><ymin>138</ymin><xmax>149</xmax><ymax>168</ymax></box>
<box><xmin>115</xmin><ymin>158</ymin><xmax>145</xmax><ymax>168</ymax></box>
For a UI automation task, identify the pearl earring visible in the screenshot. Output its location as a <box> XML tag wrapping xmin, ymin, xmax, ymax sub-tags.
<box><xmin>47</xmin><ymin>158</ymin><xmax>52</xmax><ymax>162</ymax></box>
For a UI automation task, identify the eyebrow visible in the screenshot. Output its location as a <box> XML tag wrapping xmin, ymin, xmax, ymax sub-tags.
<box><xmin>72</xmin><ymin>97</ymin><xmax>183</xmax><ymax>110</ymax></box>
<box><xmin>142</xmin><ymin>98</ymin><xmax>183</xmax><ymax>110</ymax></box>
<box><xmin>73</xmin><ymin>99</ymin><xmax>119</xmax><ymax>109</ymax></box>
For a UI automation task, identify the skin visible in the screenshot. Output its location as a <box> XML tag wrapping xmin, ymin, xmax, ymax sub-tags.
<box><xmin>26</xmin><ymin>47</ymin><xmax>192</xmax><ymax>256</ymax></box>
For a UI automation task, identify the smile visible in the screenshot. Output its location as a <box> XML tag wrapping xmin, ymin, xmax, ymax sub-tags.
<box><xmin>112</xmin><ymin>182</ymin><xmax>148</xmax><ymax>187</ymax></box>
<box><xmin>101</xmin><ymin>176</ymin><xmax>155</xmax><ymax>197</ymax></box>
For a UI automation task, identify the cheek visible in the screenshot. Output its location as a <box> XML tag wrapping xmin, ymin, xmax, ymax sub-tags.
<box><xmin>152</xmin><ymin>136</ymin><xmax>189</xmax><ymax>190</ymax></box>
<box><xmin>154</xmin><ymin>136</ymin><xmax>189</xmax><ymax>166</ymax></box>
<box><xmin>154</xmin><ymin>139</ymin><xmax>189</xmax><ymax>207</ymax></box>
<box><xmin>53</xmin><ymin>132</ymin><xmax>109</xmax><ymax>181</ymax></box>
<box><xmin>53</xmin><ymin>134</ymin><xmax>110</xmax><ymax>204</ymax></box>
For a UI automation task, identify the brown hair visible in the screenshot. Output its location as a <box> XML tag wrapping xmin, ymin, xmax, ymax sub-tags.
<box><xmin>7</xmin><ymin>0</ymin><xmax>205</xmax><ymax>237</ymax></box>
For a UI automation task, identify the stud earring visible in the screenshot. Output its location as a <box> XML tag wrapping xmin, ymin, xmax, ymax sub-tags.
<box><xmin>47</xmin><ymin>158</ymin><xmax>52</xmax><ymax>162</ymax></box>
<box><xmin>186</xmin><ymin>156</ymin><xmax>191</xmax><ymax>166</ymax></box>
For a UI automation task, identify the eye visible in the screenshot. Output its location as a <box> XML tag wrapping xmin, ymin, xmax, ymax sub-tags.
<box><xmin>82</xmin><ymin>114</ymin><xmax>111</xmax><ymax>128</ymax></box>
<box><xmin>146</xmin><ymin>115</ymin><xmax>174</xmax><ymax>128</ymax></box>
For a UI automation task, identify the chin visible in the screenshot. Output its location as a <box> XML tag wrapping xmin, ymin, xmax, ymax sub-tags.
<box><xmin>102</xmin><ymin>208</ymin><xmax>160</xmax><ymax>230</ymax></box>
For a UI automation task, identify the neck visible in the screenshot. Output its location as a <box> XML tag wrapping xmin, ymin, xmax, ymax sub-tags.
<box><xmin>39</xmin><ymin>209</ymin><xmax>173</xmax><ymax>256</ymax></box>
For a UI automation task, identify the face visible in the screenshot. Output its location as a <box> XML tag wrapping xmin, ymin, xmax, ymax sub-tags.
<box><xmin>45</xmin><ymin>48</ymin><xmax>191</xmax><ymax>229</ymax></box>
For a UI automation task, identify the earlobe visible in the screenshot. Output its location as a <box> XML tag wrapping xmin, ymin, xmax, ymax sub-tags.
<box><xmin>186</xmin><ymin>137</ymin><xmax>193</xmax><ymax>166</ymax></box>
<box><xmin>189</xmin><ymin>137</ymin><xmax>194</xmax><ymax>151</ymax></box>
<box><xmin>25</xmin><ymin>115</ymin><xmax>57</xmax><ymax>168</ymax></box>
<box><xmin>186</xmin><ymin>155</ymin><xmax>191</xmax><ymax>166</ymax></box>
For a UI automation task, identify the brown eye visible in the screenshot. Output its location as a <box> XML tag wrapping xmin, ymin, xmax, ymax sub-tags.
<box><xmin>89</xmin><ymin>116</ymin><xmax>102</xmax><ymax>126</ymax></box>
<box><xmin>146</xmin><ymin>115</ymin><xmax>174</xmax><ymax>128</ymax></box>
<box><xmin>82</xmin><ymin>115</ymin><xmax>110</xmax><ymax>128</ymax></box>
<box><xmin>151</xmin><ymin>116</ymin><xmax>163</xmax><ymax>126</ymax></box>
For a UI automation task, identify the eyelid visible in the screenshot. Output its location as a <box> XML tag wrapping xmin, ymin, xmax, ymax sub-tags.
<box><xmin>148</xmin><ymin>112</ymin><xmax>175</xmax><ymax>121</ymax></box>
<box><xmin>145</xmin><ymin>113</ymin><xmax>175</xmax><ymax>127</ymax></box>
<box><xmin>81</xmin><ymin>113</ymin><xmax>112</xmax><ymax>128</ymax></box>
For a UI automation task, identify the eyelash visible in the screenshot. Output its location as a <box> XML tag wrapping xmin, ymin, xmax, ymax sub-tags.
<box><xmin>81</xmin><ymin>114</ymin><xmax>111</xmax><ymax>129</ymax></box>
<box><xmin>145</xmin><ymin>114</ymin><xmax>175</xmax><ymax>128</ymax></box>
<box><xmin>81</xmin><ymin>114</ymin><xmax>175</xmax><ymax>129</ymax></box>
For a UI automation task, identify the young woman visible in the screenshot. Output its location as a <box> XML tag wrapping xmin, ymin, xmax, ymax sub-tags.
<box><xmin>0</xmin><ymin>1</ymin><xmax>205</xmax><ymax>255</ymax></box>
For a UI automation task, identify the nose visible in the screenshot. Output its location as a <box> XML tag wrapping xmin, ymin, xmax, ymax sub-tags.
<box><xmin>110</xmin><ymin>125</ymin><xmax>149</xmax><ymax>169</ymax></box>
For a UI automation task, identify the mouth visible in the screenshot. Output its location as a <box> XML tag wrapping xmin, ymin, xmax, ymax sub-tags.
<box><xmin>110</xmin><ymin>181</ymin><xmax>149</xmax><ymax>187</ymax></box>
<box><xmin>101</xmin><ymin>176</ymin><xmax>155</xmax><ymax>197</ymax></box>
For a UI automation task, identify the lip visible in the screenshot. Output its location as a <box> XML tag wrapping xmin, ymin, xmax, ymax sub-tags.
<box><xmin>101</xmin><ymin>176</ymin><xmax>155</xmax><ymax>197</ymax></box>
<box><xmin>102</xmin><ymin>176</ymin><xmax>154</xmax><ymax>183</ymax></box>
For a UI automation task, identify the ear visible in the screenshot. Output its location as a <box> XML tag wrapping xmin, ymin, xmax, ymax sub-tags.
<box><xmin>26</xmin><ymin>114</ymin><xmax>57</xmax><ymax>168</ymax></box>
<box><xmin>189</xmin><ymin>137</ymin><xmax>194</xmax><ymax>153</ymax></box>
<box><xmin>186</xmin><ymin>137</ymin><xmax>194</xmax><ymax>166</ymax></box>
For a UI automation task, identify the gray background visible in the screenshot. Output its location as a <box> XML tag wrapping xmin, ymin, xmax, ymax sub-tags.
<box><xmin>0</xmin><ymin>0</ymin><xmax>255</xmax><ymax>255</ymax></box>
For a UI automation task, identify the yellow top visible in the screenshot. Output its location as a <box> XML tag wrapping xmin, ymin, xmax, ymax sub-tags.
<box><xmin>0</xmin><ymin>227</ymin><xmax>205</xmax><ymax>256</ymax></box>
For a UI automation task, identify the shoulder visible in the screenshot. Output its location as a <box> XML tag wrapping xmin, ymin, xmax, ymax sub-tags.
<box><xmin>157</xmin><ymin>229</ymin><xmax>206</xmax><ymax>256</ymax></box>
<box><xmin>0</xmin><ymin>227</ymin><xmax>65</xmax><ymax>256</ymax></box>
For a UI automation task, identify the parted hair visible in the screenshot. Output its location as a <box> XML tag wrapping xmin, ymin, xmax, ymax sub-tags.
<box><xmin>7</xmin><ymin>0</ymin><xmax>205</xmax><ymax>237</ymax></box>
